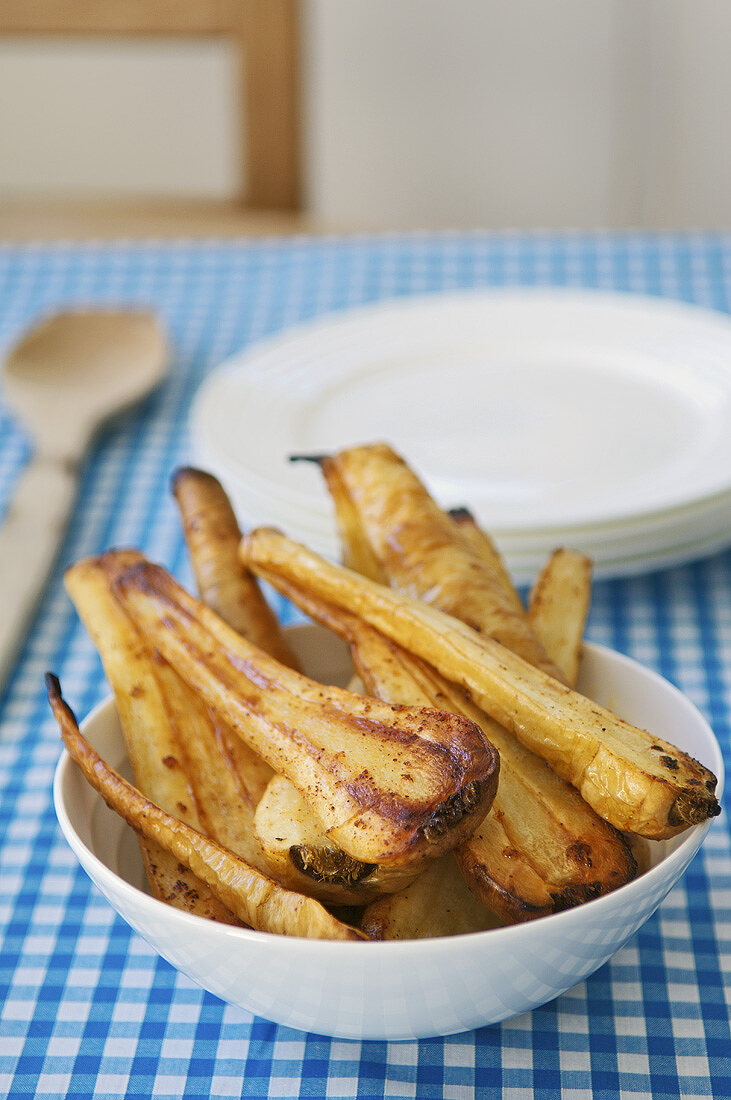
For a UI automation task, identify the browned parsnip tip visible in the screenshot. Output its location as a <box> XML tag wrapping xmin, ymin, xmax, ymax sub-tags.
<box><xmin>47</xmin><ymin>675</ymin><xmax>366</xmax><ymax>941</ymax></box>
<box><xmin>45</xmin><ymin>671</ymin><xmax>62</xmax><ymax>707</ymax></box>
<box><xmin>171</xmin><ymin>465</ymin><xmax>298</xmax><ymax>670</ymax></box>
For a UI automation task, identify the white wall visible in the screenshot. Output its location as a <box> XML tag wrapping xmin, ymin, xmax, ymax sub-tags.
<box><xmin>641</xmin><ymin>0</ymin><xmax>731</xmax><ymax>227</ymax></box>
<box><xmin>304</xmin><ymin>0</ymin><xmax>626</xmax><ymax>228</ymax></box>
<box><xmin>0</xmin><ymin>2</ymin><xmax>730</xmax><ymax>228</ymax></box>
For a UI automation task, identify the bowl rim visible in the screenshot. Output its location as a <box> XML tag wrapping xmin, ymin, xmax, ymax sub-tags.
<box><xmin>53</xmin><ymin>639</ymin><xmax>725</xmax><ymax>955</ymax></box>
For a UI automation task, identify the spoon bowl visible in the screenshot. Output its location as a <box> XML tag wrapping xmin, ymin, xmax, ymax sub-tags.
<box><xmin>3</xmin><ymin>310</ymin><xmax>168</xmax><ymax>457</ymax></box>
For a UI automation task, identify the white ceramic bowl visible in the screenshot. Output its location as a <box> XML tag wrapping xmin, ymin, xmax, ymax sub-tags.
<box><xmin>54</xmin><ymin>626</ymin><xmax>724</xmax><ymax>1041</ymax></box>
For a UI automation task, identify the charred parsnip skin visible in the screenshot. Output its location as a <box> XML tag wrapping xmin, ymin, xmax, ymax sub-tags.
<box><xmin>113</xmin><ymin>560</ymin><xmax>499</xmax><ymax>872</ymax></box>
<box><xmin>242</xmin><ymin>528</ymin><xmax>720</xmax><ymax>839</ymax></box>
<box><xmin>172</xmin><ymin>466</ymin><xmax>299</xmax><ymax>669</ymax></box>
<box><xmin>529</xmin><ymin>548</ymin><xmax>593</xmax><ymax>688</ymax></box>
<box><xmin>64</xmin><ymin>551</ymin><xmax>240</xmax><ymax>924</ymax></box>
<box><xmin>320</xmin><ymin>443</ymin><xmax>564</xmax><ymax>680</ymax></box>
<box><xmin>47</xmin><ymin>676</ymin><xmax>365</xmax><ymax>941</ymax></box>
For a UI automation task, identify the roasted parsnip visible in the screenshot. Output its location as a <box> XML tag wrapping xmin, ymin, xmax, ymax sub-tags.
<box><xmin>173</xmin><ymin>465</ymin><xmax>277</xmax><ymax>824</ymax></box>
<box><xmin>454</xmin><ymin>738</ymin><xmax>635</xmax><ymax>922</ymax></box>
<box><xmin>242</xmin><ymin>528</ymin><xmax>720</xmax><ymax>839</ymax></box>
<box><xmin>342</xmin><ymin>487</ymin><xmax>619</xmax><ymax>918</ymax></box>
<box><xmin>65</xmin><ymin>551</ymin><xmax>239</xmax><ymax>924</ymax></box>
<box><xmin>67</xmin><ymin>551</ymin><xmax>273</xmax><ymax>875</ymax></box>
<box><xmin>529</xmin><ymin>548</ymin><xmax>593</xmax><ymax>687</ymax></box>
<box><xmin>319</xmin><ymin>443</ymin><xmax>564</xmax><ymax>679</ymax></box>
<box><xmin>361</xmin><ymin>855</ymin><xmax>502</xmax><ymax>940</ymax></box>
<box><xmin>172</xmin><ymin>465</ymin><xmax>298</xmax><ymax>669</ymax></box>
<box><xmin>47</xmin><ymin>675</ymin><xmax>365</xmax><ymax>941</ymax></box>
<box><xmin>448</xmin><ymin>506</ymin><xmax>524</xmax><ymax>614</ymax></box>
<box><xmin>113</xmin><ymin>560</ymin><xmax>499</xmax><ymax>874</ymax></box>
<box><xmin>239</xmin><ymin>584</ymin><xmax>482</xmax><ymax>905</ymax></box>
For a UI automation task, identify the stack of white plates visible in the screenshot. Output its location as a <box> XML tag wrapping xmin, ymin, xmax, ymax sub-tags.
<box><xmin>191</xmin><ymin>289</ymin><xmax>731</xmax><ymax>583</ymax></box>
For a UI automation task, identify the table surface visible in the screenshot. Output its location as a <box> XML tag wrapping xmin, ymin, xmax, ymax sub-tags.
<box><xmin>0</xmin><ymin>233</ymin><xmax>729</xmax><ymax>1099</ymax></box>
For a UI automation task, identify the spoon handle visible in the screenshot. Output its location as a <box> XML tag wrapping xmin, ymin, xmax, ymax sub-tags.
<box><xmin>0</xmin><ymin>455</ymin><xmax>77</xmax><ymax>695</ymax></box>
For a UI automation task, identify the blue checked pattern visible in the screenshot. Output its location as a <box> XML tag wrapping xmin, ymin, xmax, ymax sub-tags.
<box><xmin>0</xmin><ymin>233</ymin><xmax>730</xmax><ymax>1098</ymax></box>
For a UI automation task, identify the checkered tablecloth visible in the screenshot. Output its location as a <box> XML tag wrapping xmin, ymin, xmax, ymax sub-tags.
<box><xmin>0</xmin><ymin>233</ymin><xmax>729</xmax><ymax>1098</ymax></box>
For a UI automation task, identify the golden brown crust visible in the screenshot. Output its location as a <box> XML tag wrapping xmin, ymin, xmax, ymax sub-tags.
<box><xmin>172</xmin><ymin>467</ymin><xmax>279</xmax><ymax>831</ymax></box>
<box><xmin>319</xmin><ymin>458</ymin><xmax>387</xmax><ymax>582</ymax></box>
<box><xmin>140</xmin><ymin>845</ymin><xmax>242</xmax><ymax>924</ymax></box>
<box><xmin>64</xmin><ymin>550</ymin><xmax>277</xmax><ymax>912</ymax></box>
<box><xmin>152</xmin><ymin>660</ymin><xmax>270</xmax><ymax>873</ymax></box>
<box><xmin>265</xmin><ymin>578</ymin><xmax>636</xmax><ymax>922</ymax></box>
<box><xmin>453</xmin><ymin>730</ymin><xmax>638</xmax><ymax>923</ymax></box>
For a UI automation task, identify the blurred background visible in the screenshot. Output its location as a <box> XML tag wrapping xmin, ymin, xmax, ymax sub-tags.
<box><xmin>1</xmin><ymin>0</ymin><xmax>730</xmax><ymax>239</ymax></box>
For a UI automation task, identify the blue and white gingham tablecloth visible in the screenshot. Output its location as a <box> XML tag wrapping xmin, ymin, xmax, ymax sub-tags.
<box><xmin>0</xmin><ymin>233</ymin><xmax>729</xmax><ymax>1098</ymax></box>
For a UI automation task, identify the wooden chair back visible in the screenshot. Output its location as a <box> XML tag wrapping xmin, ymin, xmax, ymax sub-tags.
<box><xmin>0</xmin><ymin>0</ymin><xmax>300</xmax><ymax>210</ymax></box>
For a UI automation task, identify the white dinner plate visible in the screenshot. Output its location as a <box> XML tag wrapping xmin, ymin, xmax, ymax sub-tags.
<box><xmin>191</xmin><ymin>288</ymin><xmax>731</xmax><ymax>575</ymax></box>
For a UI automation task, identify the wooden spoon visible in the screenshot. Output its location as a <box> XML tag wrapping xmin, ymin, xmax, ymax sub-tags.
<box><xmin>0</xmin><ymin>310</ymin><xmax>168</xmax><ymax>693</ymax></box>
